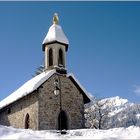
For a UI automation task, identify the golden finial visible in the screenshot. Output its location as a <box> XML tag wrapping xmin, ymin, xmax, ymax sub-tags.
<box><xmin>53</xmin><ymin>13</ymin><xmax>59</xmax><ymax>25</ymax></box>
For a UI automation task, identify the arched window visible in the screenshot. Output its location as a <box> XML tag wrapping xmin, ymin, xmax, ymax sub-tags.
<box><xmin>58</xmin><ymin>49</ymin><xmax>63</xmax><ymax>66</ymax></box>
<box><xmin>49</xmin><ymin>48</ymin><xmax>53</xmax><ymax>66</ymax></box>
<box><xmin>58</xmin><ymin>110</ymin><xmax>68</xmax><ymax>130</ymax></box>
<box><xmin>25</xmin><ymin>113</ymin><xmax>30</xmax><ymax>129</ymax></box>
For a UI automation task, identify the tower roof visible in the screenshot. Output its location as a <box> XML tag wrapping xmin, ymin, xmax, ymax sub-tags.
<box><xmin>42</xmin><ymin>13</ymin><xmax>69</xmax><ymax>51</ymax></box>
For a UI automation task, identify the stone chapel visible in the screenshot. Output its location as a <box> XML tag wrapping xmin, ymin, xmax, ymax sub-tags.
<box><xmin>0</xmin><ymin>13</ymin><xmax>90</xmax><ymax>130</ymax></box>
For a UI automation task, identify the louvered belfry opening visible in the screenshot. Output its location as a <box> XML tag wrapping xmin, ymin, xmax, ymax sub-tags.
<box><xmin>58</xmin><ymin>48</ymin><xmax>63</xmax><ymax>66</ymax></box>
<box><xmin>49</xmin><ymin>48</ymin><xmax>53</xmax><ymax>66</ymax></box>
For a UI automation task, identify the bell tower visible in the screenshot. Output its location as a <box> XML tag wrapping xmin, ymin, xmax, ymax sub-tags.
<box><xmin>42</xmin><ymin>13</ymin><xmax>69</xmax><ymax>74</ymax></box>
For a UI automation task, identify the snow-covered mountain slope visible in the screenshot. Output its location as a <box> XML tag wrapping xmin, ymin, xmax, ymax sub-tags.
<box><xmin>85</xmin><ymin>96</ymin><xmax>140</xmax><ymax>129</ymax></box>
<box><xmin>0</xmin><ymin>125</ymin><xmax>140</xmax><ymax>139</ymax></box>
<box><xmin>99</xmin><ymin>96</ymin><xmax>134</xmax><ymax>116</ymax></box>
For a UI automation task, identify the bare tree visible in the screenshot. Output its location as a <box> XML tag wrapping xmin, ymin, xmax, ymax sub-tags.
<box><xmin>85</xmin><ymin>97</ymin><xmax>110</xmax><ymax>129</ymax></box>
<box><xmin>136</xmin><ymin>104</ymin><xmax>140</xmax><ymax>113</ymax></box>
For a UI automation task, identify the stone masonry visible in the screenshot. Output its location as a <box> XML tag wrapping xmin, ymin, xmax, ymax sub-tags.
<box><xmin>38</xmin><ymin>73</ymin><xmax>84</xmax><ymax>130</ymax></box>
<box><xmin>0</xmin><ymin>73</ymin><xmax>85</xmax><ymax>130</ymax></box>
<box><xmin>0</xmin><ymin>91</ymin><xmax>38</xmax><ymax>130</ymax></box>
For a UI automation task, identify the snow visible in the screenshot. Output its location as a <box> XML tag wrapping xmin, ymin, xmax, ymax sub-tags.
<box><xmin>0</xmin><ymin>70</ymin><xmax>56</xmax><ymax>109</ymax></box>
<box><xmin>101</xmin><ymin>96</ymin><xmax>129</xmax><ymax>107</ymax></box>
<box><xmin>100</xmin><ymin>96</ymin><xmax>134</xmax><ymax>116</ymax></box>
<box><xmin>42</xmin><ymin>24</ymin><xmax>69</xmax><ymax>45</ymax></box>
<box><xmin>136</xmin><ymin>114</ymin><xmax>140</xmax><ymax>119</ymax></box>
<box><xmin>0</xmin><ymin>125</ymin><xmax>140</xmax><ymax>139</ymax></box>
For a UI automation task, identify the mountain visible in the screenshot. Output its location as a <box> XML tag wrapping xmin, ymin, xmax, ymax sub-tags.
<box><xmin>85</xmin><ymin>96</ymin><xmax>140</xmax><ymax>129</ymax></box>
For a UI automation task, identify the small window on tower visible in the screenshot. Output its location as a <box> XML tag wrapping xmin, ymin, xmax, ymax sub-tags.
<box><xmin>49</xmin><ymin>48</ymin><xmax>53</xmax><ymax>66</ymax></box>
<box><xmin>58</xmin><ymin>49</ymin><xmax>63</xmax><ymax>66</ymax></box>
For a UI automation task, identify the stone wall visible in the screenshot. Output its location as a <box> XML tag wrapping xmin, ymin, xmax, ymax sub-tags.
<box><xmin>0</xmin><ymin>73</ymin><xmax>85</xmax><ymax>130</ymax></box>
<box><xmin>0</xmin><ymin>92</ymin><xmax>38</xmax><ymax>130</ymax></box>
<box><xmin>38</xmin><ymin>73</ymin><xmax>84</xmax><ymax>130</ymax></box>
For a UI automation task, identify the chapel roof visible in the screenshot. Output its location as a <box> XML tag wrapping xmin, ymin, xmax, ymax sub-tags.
<box><xmin>0</xmin><ymin>70</ymin><xmax>91</xmax><ymax>110</ymax></box>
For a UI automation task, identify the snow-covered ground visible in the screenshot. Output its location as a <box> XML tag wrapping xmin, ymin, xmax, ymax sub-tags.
<box><xmin>0</xmin><ymin>125</ymin><xmax>140</xmax><ymax>139</ymax></box>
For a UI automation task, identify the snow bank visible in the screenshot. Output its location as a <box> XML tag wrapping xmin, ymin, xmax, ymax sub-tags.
<box><xmin>0</xmin><ymin>125</ymin><xmax>140</xmax><ymax>139</ymax></box>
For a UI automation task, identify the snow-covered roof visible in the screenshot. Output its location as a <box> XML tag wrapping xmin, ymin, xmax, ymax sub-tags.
<box><xmin>0</xmin><ymin>70</ymin><xmax>56</xmax><ymax>109</ymax></box>
<box><xmin>0</xmin><ymin>70</ymin><xmax>90</xmax><ymax>110</ymax></box>
<box><xmin>42</xmin><ymin>24</ymin><xmax>69</xmax><ymax>46</ymax></box>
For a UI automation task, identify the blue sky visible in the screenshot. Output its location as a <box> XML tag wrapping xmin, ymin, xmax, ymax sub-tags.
<box><xmin>0</xmin><ymin>2</ymin><xmax>140</xmax><ymax>103</ymax></box>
